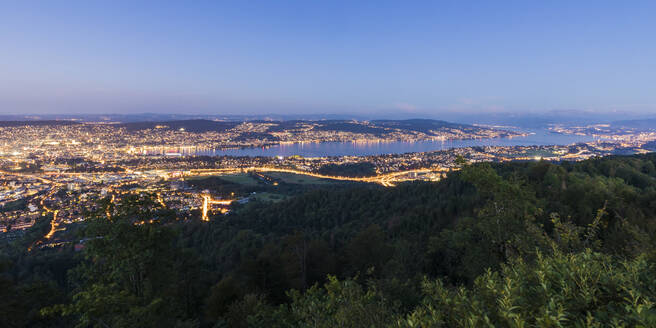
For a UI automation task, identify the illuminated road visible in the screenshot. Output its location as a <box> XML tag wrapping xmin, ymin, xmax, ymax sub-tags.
<box><xmin>196</xmin><ymin>166</ymin><xmax>448</xmax><ymax>220</ymax></box>
<box><xmin>3</xmin><ymin>165</ymin><xmax>448</xmax><ymax>187</ymax></box>
<box><xmin>29</xmin><ymin>187</ymin><xmax>63</xmax><ymax>250</ymax></box>
<box><xmin>0</xmin><ymin>170</ymin><xmax>56</xmax><ymax>185</ymax></box>
<box><xmin>2</xmin><ymin>165</ymin><xmax>449</xmax><ymax>225</ymax></box>
<box><xmin>188</xmin><ymin>166</ymin><xmax>449</xmax><ymax>187</ymax></box>
<box><xmin>201</xmin><ymin>195</ymin><xmax>234</xmax><ymax>221</ymax></box>
<box><xmin>43</xmin><ymin>210</ymin><xmax>60</xmax><ymax>239</ymax></box>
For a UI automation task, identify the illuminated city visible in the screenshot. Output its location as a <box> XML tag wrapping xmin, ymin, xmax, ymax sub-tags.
<box><xmin>3</xmin><ymin>1</ymin><xmax>656</xmax><ymax>327</ymax></box>
<box><xmin>1</xmin><ymin>118</ymin><xmax>655</xmax><ymax>249</ymax></box>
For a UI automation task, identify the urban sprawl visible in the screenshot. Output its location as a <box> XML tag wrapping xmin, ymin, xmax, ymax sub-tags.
<box><xmin>1</xmin><ymin>119</ymin><xmax>655</xmax><ymax>250</ymax></box>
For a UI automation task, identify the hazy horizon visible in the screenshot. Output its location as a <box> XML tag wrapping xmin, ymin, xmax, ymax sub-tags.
<box><xmin>2</xmin><ymin>1</ymin><xmax>655</xmax><ymax>115</ymax></box>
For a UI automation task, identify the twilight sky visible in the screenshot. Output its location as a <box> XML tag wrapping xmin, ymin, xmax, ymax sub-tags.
<box><xmin>1</xmin><ymin>1</ymin><xmax>655</xmax><ymax>116</ymax></box>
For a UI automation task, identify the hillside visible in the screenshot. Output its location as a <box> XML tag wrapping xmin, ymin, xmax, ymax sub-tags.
<box><xmin>116</xmin><ymin>118</ymin><xmax>514</xmax><ymax>138</ymax></box>
<box><xmin>3</xmin><ymin>154</ymin><xmax>656</xmax><ymax>327</ymax></box>
<box><xmin>119</xmin><ymin>119</ymin><xmax>239</xmax><ymax>133</ymax></box>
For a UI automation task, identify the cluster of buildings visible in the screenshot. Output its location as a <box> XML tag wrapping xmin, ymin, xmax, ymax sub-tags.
<box><xmin>1</xmin><ymin>120</ymin><xmax>655</xmax><ymax>248</ymax></box>
<box><xmin>0</xmin><ymin>120</ymin><xmax>518</xmax><ymax>169</ymax></box>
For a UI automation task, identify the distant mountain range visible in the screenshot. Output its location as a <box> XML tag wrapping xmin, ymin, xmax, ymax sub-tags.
<box><xmin>119</xmin><ymin>120</ymin><xmax>238</xmax><ymax>133</ymax></box>
<box><xmin>0</xmin><ymin>111</ymin><xmax>652</xmax><ymax>129</ymax></box>
<box><xmin>611</xmin><ymin>118</ymin><xmax>656</xmax><ymax>130</ymax></box>
<box><xmin>0</xmin><ymin>118</ymin><xmax>514</xmax><ymax>140</ymax></box>
<box><xmin>0</xmin><ymin>120</ymin><xmax>81</xmax><ymax>127</ymax></box>
<box><xmin>118</xmin><ymin>119</ymin><xmax>490</xmax><ymax>136</ymax></box>
<box><xmin>439</xmin><ymin>110</ymin><xmax>655</xmax><ymax>128</ymax></box>
<box><xmin>0</xmin><ymin>113</ymin><xmax>365</xmax><ymax>123</ymax></box>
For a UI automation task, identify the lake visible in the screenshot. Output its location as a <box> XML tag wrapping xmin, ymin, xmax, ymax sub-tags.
<box><xmin>185</xmin><ymin>129</ymin><xmax>596</xmax><ymax>157</ymax></box>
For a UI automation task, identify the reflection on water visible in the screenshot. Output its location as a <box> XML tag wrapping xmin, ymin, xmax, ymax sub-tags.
<box><xmin>144</xmin><ymin>129</ymin><xmax>596</xmax><ymax>158</ymax></box>
<box><xmin>194</xmin><ymin>129</ymin><xmax>596</xmax><ymax>157</ymax></box>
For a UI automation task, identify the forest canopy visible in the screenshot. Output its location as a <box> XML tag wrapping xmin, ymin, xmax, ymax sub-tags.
<box><xmin>3</xmin><ymin>153</ymin><xmax>656</xmax><ymax>327</ymax></box>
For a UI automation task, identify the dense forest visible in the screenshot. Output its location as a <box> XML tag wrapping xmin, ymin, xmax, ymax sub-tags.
<box><xmin>3</xmin><ymin>154</ymin><xmax>656</xmax><ymax>327</ymax></box>
<box><xmin>316</xmin><ymin>162</ymin><xmax>377</xmax><ymax>177</ymax></box>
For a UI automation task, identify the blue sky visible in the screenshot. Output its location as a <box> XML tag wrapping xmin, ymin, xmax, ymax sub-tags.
<box><xmin>1</xmin><ymin>1</ymin><xmax>655</xmax><ymax>116</ymax></box>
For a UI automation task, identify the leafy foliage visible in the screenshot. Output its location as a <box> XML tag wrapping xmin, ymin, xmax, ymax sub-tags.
<box><xmin>3</xmin><ymin>153</ymin><xmax>656</xmax><ymax>327</ymax></box>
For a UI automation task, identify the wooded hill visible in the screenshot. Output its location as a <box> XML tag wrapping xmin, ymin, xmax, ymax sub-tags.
<box><xmin>2</xmin><ymin>154</ymin><xmax>656</xmax><ymax>327</ymax></box>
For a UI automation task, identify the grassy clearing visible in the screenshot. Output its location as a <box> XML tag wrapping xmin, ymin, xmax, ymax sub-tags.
<box><xmin>264</xmin><ymin>172</ymin><xmax>334</xmax><ymax>185</ymax></box>
<box><xmin>513</xmin><ymin>149</ymin><xmax>560</xmax><ymax>158</ymax></box>
<box><xmin>250</xmin><ymin>192</ymin><xmax>288</xmax><ymax>202</ymax></box>
<box><xmin>187</xmin><ymin>171</ymin><xmax>348</xmax><ymax>187</ymax></box>
<box><xmin>219</xmin><ymin>174</ymin><xmax>260</xmax><ymax>185</ymax></box>
<box><xmin>187</xmin><ymin>173</ymin><xmax>260</xmax><ymax>185</ymax></box>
